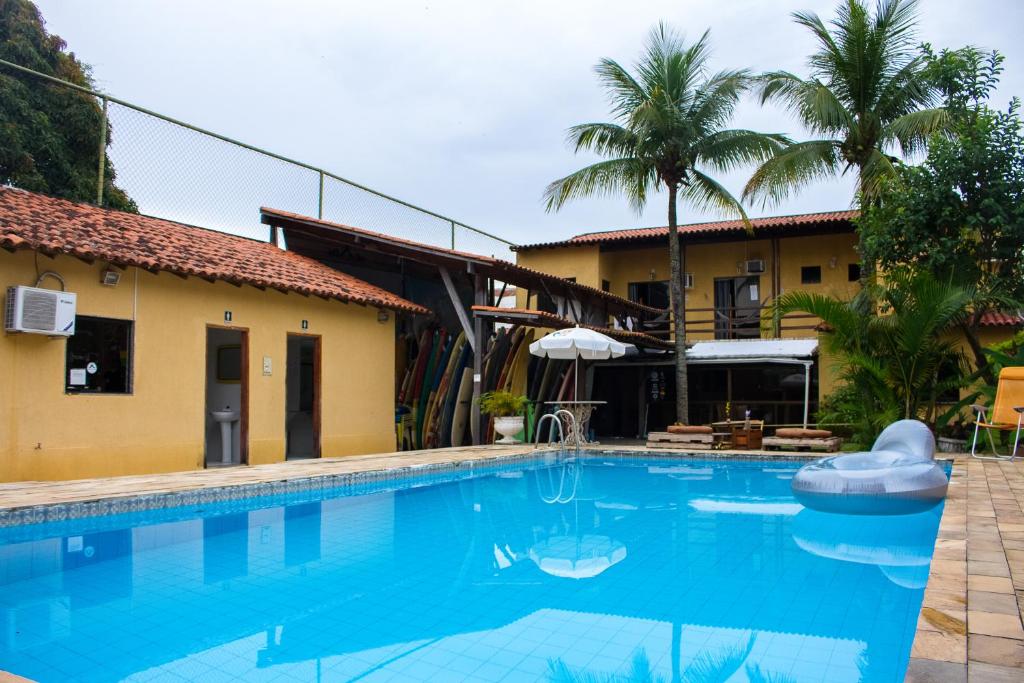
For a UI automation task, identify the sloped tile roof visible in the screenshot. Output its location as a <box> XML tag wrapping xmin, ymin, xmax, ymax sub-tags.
<box><xmin>0</xmin><ymin>187</ymin><xmax>427</xmax><ymax>314</ymax></box>
<box><xmin>979</xmin><ymin>311</ymin><xmax>1024</xmax><ymax>327</ymax></box>
<box><xmin>513</xmin><ymin>210</ymin><xmax>859</xmax><ymax>251</ymax></box>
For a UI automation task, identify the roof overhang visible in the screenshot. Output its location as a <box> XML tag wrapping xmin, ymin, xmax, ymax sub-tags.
<box><xmin>261</xmin><ymin>207</ymin><xmax>666</xmax><ymax>320</ymax></box>
<box><xmin>470</xmin><ymin>306</ymin><xmax>672</xmax><ymax>350</ymax></box>
<box><xmin>685</xmin><ymin>338</ymin><xmax>818</xmax><ymax>365</ymax></box>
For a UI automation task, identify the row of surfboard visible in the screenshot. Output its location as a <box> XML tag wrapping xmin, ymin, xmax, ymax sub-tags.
<box><xmin>396</xmin><ymin>325</ymin><xmax>579</xmax><ymax>450</ymax></box>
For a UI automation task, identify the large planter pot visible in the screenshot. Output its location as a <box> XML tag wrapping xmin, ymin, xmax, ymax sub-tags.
<box><xmin>494</xmin><ymin>416</ymin><xmax>525</xmax><ymax>444</ymax></box>
<box><xmin>936</xmin><ymin>436</ymin><xmax>968</xmax><ymax>454</ymax></box>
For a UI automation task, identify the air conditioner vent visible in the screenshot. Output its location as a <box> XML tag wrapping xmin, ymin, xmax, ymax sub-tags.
<box><xmin>745</xmin><ymin>259</ymin><xmax>766</xmax><ymax>274</ymax></box>
<box><xmin>21</xmin><ymin>289</ymin><xmax>58</xmax><ymax>330</ymax></box>
<box><xmin>4</xmin><ymin>286</ymin><xmax>76</xmax><ymax>336</ymax></box>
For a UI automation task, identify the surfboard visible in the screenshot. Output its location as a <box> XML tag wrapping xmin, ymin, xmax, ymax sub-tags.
<box><xmin>451</xmin><ymin>366</ymin><xmax>475</xmax><ymax>447</ymax></box>
<box><xmin>440</xmin><ymin>340</ymin><xmax>472</xmax><ymax>447</ymax></box>
<box><xmin>428</xmin><ymin>332</ymin><xmax>464</xmax><ymax>448</ymax></box>
<box><xmin>423</xmin><ymin>331</ymin><xmax>454</xmax><ymax>448</ymax></box>
<box><xmin>416</xmin><ymin>330</ymin><xmax>445</xmax><ymax>449</ymax></box>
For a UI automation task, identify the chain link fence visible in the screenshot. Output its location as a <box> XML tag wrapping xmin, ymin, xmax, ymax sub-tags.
<box><xmin>4</xmin><ymin>60</ymin><xmax>515</xmax><ymax>258</ymax></box>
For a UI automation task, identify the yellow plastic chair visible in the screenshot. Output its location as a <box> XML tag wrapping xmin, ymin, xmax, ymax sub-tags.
<box><xmin>971</xmin><ymin>366</ymin><xmax>1024</xmax><ymax>461</ymax></box>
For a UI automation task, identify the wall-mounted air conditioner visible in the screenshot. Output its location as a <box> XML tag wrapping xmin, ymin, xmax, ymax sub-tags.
<box><xmin>4</xmin><ymin>286</ymin><xmax>77</xmax><ymax>336</ymax></box>
<box><xmin>745</xmin><ymin>259</ymin><xmax>766</xmax><ymax>274</ymax></box>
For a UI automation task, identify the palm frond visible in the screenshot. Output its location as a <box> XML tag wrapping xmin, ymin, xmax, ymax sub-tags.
<box><xmin>595</xmin><ymin>58</ymin><xmax>648</xmax><ymax>120</ymax></box>
<box><xmin>757</xmin><ymin>71</ymin><xmax>853</xmax><ymax>135</ymax></box>
<box><xmin>695</xmin><ymin>129</ymin><xmax>791</xmax><ymax>174</ymax></box>
<box><xmin>858</xmin><ymin>148</ymin><xmax>900</xmax><ymax>199</ymax></box>
<box><xmin>882</xmin><ymin>107</ymin><xmax>950</xmax><ymax>155</ymax></box>
<box><xmin>680</xmin><ymin>170</ymin><xmax>747</xmax><ymax>224</ymax></box>
<box><xmin>566</xmin><ymin>123</ymin><xmax>638</xmax><ymax>157</ymax></box>
<box><xmin>543</xmin><ymin>158</ymin><xmax>657</xmax><ymax>213</ymax></box>
<box><xmin>743</xmin><ymin>140</ymin><xmax>842</xmax><ymax>207</ymax></box>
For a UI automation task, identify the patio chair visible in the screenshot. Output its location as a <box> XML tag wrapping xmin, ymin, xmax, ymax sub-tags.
<box><xmin>970</xmin><ymin>366</ymin><xmax>1024</xmax><ymax>461</ymax></box>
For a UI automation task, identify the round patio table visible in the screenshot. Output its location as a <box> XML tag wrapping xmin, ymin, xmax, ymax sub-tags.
<box><xmin>544</xmin><ymin>401</ymin><xmax>607</xmax><ymax>446</ymax></box>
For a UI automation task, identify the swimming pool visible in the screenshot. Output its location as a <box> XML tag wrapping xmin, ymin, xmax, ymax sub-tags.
<box><xmin>0</xmin><ymin>454</ymin><xmax>943</xmax><ymax>682</ymax></box>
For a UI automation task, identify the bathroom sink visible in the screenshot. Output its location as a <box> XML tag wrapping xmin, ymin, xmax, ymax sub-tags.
<box><xmin>210</xmin><ymin>409</ymin><xmax>240</xmax><ymax>423</ymax></box>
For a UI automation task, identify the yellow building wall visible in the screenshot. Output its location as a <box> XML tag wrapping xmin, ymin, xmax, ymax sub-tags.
<box><xmin>0</xmin><ymin>249</ymin><xmax>395</xmax><ymax>482</ymax></box>
<box><xmin>515</xmin><ymin>245</ymin><xmax>602</xmax><ymax>308</ymax></box>
<box><xmin>515</xmin><ymin>232</ymin><xmax>858</xmax><ymax>402</ymax></box>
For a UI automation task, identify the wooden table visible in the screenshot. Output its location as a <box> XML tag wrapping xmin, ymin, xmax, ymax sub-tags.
<box><xmin>710</xmin><ymin>421</ymin><xmax>764</xmax><ymax>450</ymax></box>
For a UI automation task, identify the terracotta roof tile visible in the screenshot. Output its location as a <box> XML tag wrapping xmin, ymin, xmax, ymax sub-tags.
<box><xmin>0</xmin><ymin>187</ymin><xmax>427</xmax><ymax>314</ymax></box>
<box><xmin>513</xmin><ymin>210</ymin><xmax>859</xmax><ymax>251</ymax></box>
<box><xmin>979</xmin><ymin>311</ymin><xmax>1024</xmax><ymax>327</ymax></box>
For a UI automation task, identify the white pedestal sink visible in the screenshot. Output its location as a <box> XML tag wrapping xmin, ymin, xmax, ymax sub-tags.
<box><xmin>210</xmin><ymin>409</ymin><xmax>240</xmax><ymax>464</ymax></box>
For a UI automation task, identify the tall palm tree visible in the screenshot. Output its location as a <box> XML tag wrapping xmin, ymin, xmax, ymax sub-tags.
<box><xmin>743</xmin><ymin>0</ymin><xmax>947</xmax><ymax>212</ymax></box>
<box><xmin>544</xmin><ymin>23</ymin><xmax>788</xmax><ymax>424</ymax></box>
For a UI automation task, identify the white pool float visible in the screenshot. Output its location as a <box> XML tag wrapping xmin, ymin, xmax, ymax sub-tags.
<box><xmin>791</xmin><ymin>420</ymin><xmax>949</xmax><ymax>514</ymax></box>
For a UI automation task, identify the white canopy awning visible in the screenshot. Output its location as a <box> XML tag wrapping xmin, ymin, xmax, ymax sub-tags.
<box><xmin>686</xmin><ymin>338</ymin><xmax>818</xmax><ymax>362</ymax></box>
<box><xmin>686</xmin><ymin>338</ymin><xmax>819</xmax><ymax>429</ymax></box>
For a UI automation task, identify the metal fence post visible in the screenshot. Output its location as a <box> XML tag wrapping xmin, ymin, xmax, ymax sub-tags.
<box><xmin>451</xmin><ymin>221</ymin><xmax>456</xmax><ymax>250</ymax></box>
<box><xmin>96</xmin><ymin>96</ymin><xmax>108</xmax><ymax>206</ymax></box>
<box><xmin>318</xmin><ymin>171</ymin><xmax>325</xmax><ymax>219</ymax></box>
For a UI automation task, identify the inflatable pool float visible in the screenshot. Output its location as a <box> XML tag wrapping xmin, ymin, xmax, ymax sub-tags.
<box><xmin>791</xmin><ymin>420</ymin><xmax>949</xmax><ymax>514</ymax></box>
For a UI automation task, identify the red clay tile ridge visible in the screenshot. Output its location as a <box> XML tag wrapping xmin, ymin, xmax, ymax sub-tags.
<box><xmin>0</xmin><ymin>187</ymin><xmax>427</xmax><ymax>314</ymax></box>
<box><xmin>513</xmin><ymin>209</ymin><xmax>859</xmax><ymax>251</ymax></box>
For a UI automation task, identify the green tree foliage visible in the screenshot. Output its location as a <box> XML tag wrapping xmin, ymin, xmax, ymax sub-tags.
<box><xmin>859</xmin><ymin>48</ymin><xmax>1024</xmax><ymax>381</ymax></box>
<box><xmin>0</xmin><ymin>0</ymin><xmax>135</xmax><ymax>211</ymax></box>
<box><xmin>778</xmin><ymin>270</ymin><xmax>973</xmax><ymax>444</ymax></box>
<box><xmin>743</xmin><ymin>0</ymin><xmax>947</xmax><ymax>209</ymax></box>
<box><xmin>543</xmin><ymin>23</ymin><xmax>787</xmax><ymax>424</ymax></box>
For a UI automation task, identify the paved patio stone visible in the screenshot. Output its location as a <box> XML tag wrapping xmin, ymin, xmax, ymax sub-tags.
<box><xmin>968</xmin><ymin>661</ymin><xmax>1024</xmax><ymax>682</ymax></box>
<box><xmin>905</xmin><ymin>658</ymin><xmax>966</xmax><ymax>682</ymax></box>
<box><xmin>968</xmin><ymin>634</ymin><xmax>1024</xmax><ymax>668</ymax></box>
<box><xmin>969</xmin><ymin>591</ymin><xmax>1022</xmax><ymax>615</ymax></box>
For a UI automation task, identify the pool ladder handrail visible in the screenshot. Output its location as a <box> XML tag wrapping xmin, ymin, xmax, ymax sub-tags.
<box><xmin>535</xmin><ymin>409</ymin><xmax>580</xmax><ymax>455</ymax></box>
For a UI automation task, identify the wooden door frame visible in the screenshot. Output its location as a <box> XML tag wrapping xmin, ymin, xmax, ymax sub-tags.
<box><xmin>287</xmin><ymin>332</ymin><xmax>322</xmax><ymax>459</ymax></box>
<box><xmin>205</xmin><ymin>324</ymin><xmax>249</xmax><ymax>466</ymax></box>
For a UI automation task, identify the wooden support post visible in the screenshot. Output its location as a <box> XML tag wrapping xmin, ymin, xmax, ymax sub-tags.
<box><xmin>771</xmin><ymin>237</ymin><xmax>782</xmax><ymax>338</ymax></box>
<box><xmin>439</xmin><ymin>266</ymin><xmax>475</xmax><ymax>352</ymax></box>
<box><xmin>471</xmin><ymin>272</ymin><xmax>486</xmax><ymax>445</ymax></box>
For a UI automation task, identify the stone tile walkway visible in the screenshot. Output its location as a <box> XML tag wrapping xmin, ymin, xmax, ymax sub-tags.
<box><xmin>906</xmin><ymin>456</ymin><xmax>1024</xmax><ymax>682</ymax></box>
<box><xmin>0</xmin><ymin>445</ymin><xmax>538</xmax><ymax>510</ymax></box>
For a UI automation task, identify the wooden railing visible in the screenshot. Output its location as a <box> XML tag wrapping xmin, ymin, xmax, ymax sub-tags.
<box><xmin>635</xmin><ymin>302</ymin><xmax>820</xmax><ymax>340</ymax></box>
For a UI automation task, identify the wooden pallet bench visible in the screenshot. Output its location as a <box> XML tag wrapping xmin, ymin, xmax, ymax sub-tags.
<box><xmin>645</xmin><ymin>431</ymin><xmax>714</xmax><ymax>450</ymax></box>
<box><xmin>762</xmin><ymin>435</ymin><xmax>842</xmax><ymax>452</ymax></box>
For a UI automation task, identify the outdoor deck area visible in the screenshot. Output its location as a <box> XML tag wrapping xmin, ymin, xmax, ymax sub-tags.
<box><xmin>0</xmin><ymin>446</ymin><xmax>1021</xmax><ymax>680</ymax></box>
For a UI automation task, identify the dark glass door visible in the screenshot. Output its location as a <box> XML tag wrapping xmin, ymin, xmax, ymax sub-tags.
<box><xmin>713</xmin><ymin>276</ymin><xmax>761</xmax><ymax>339</ymax></box>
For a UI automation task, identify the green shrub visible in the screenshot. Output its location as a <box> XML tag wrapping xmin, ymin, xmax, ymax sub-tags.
<box><xmin>479</xmin><ymin>391</ymin><xmax>528</xmax><ymax>417</ymax></box>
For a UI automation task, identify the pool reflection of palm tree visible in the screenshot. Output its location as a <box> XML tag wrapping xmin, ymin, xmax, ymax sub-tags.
<box><xmin>546</xmin><ymin>632</ymin><xmax>757</xmax><ymax>683</ymax></box>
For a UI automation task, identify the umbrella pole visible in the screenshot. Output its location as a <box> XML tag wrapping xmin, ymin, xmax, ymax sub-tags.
<box><xmin>574</xmin><ymin>358</ymin><xmax>579</xmax><ymax>401</ymax></box>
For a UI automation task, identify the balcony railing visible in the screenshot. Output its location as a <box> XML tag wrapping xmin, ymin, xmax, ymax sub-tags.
<box><xmin>635</xmin><ymin>302</ymin><xmax>820</xmax><ymax>340</ymax></box>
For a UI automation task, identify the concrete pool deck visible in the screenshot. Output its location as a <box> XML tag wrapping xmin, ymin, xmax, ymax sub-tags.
<box><xmin>0</xmin><ymin>446</ymin><xmax>1020</xmax><ymax>681</ymax></box>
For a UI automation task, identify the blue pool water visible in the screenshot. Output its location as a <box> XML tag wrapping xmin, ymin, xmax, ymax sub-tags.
<box><xmin>0</xmin><ymin>455</ymin><xmax>943</xmax><ymax>682</ymax></box>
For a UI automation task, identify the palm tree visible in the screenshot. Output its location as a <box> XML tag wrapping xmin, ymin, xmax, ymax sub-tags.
<box><xmin>743</xmin><ymin>0</ymin><xmax>947</xmax><ymax>219</ymax></box>
<box><xmin>544</xmin><ymin>23</ymin><xmax>788</xmax><ymax>424</ymax></box>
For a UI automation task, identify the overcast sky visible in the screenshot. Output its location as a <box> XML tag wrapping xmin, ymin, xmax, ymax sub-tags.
<box><xmin>34</xmin><ymin>0</ymin><xmax>1024</xmax><ymax>245</ymax></box>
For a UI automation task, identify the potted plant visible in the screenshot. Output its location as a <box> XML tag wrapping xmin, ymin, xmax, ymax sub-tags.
<box><xmin>937</xmin><ymin>421</ymin><xmax>970</xmax><ymax>453</ymax></box>
<box><xmin>479</xmin><ymin>391</ymin><xmax>529</xmax><ymax>444</ymax></box>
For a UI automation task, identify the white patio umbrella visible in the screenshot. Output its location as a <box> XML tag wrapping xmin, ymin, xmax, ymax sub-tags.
<box><xmin>528</xmin><ymin>326</ymin><xmax>633</xmax><ymax>399</ymax></box>
<box><xmin>529</xmin><ymin>534</ymin><xmax>628</xmax><ymax>579</ymax></box>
